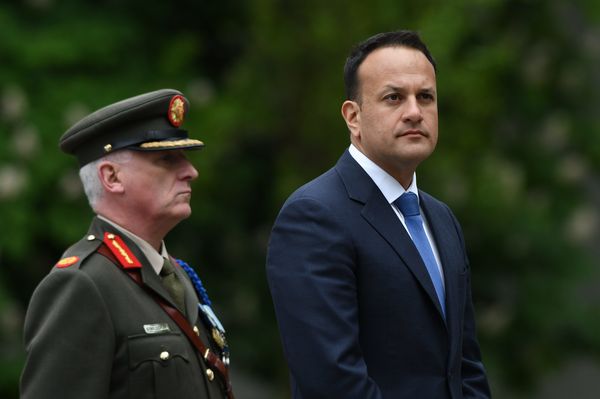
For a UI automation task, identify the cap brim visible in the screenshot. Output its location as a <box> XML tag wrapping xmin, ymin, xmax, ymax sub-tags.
<box><xmin>135</xmin><ymin>138</ymin><xmax>205</xmax><ymax>151</ymax></box>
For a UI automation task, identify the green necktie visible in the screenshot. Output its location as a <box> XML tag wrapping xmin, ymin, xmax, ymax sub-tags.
<box><xmin>160</xmin><ymin>258</ymin><xmax>186</xmax><ymax>313</ymax></box>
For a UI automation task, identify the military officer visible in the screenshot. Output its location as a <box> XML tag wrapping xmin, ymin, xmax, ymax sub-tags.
<box><xmin>20</xmin><ymin>89</ymin><xmax>234</xmax><ymax>399</ymax></box>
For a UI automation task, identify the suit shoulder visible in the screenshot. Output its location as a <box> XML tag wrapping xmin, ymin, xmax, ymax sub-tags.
<box><xmin>286</xmin><ymin>167</ymin><xmax>343</xmax><ymax>203</ymax></box>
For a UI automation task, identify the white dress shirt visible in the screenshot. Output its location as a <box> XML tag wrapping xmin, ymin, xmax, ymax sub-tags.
<box><xmin>348</xmin><ymin>144</ymin><xmax>444</xmax><ymax>280</ymax></box>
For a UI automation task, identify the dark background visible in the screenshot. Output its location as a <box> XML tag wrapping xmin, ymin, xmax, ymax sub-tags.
<box><xmin>1</xmin><ymin>0</ymin><xmax>600</xmax><ymax>398</ymax></box>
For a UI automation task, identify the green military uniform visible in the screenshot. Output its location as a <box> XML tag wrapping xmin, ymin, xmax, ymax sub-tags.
<box><xmin>20</xmin><ymin>89</ymin><xmax>232</xmax><ymax>399</ymax></box>
<box><xmin>21</xmin><ymin>218</ymin><xmax>228</xmax><ymax>399</ymax></box>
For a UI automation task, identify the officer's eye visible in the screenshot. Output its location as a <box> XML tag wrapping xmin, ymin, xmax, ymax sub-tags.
<box><xmin>155</xmin><ymin>154</ymin><xmax>177</xmax><ymax>165</ymax></box>
<box><xmin>157</xmin><ymin>151</ymin><xmax>188</xmax><ymax>167</ymax></box>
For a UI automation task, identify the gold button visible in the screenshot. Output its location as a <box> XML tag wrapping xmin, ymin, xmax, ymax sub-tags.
<box><xmin>107</xmin><ymin>234</ymin><xmax>115</xmax><ymax>240</ymax></box>
<box><xmin>193</xmin><ymin>326</ymin><xmax>200</xmax><ymax>336</ymax></box>
<box><xmin>159</xmin><ymin>351</ymin><xmax>170</xmax><ymax>360</ymax></box>
<box><xmin>104</xmin><ymin>144</ymin><xmax>112</xmax><ymax>153</ymax></box>
<box><xmin>206</xmin><ymin>369</ymin><xmax>214</xmax><ymax>381</ymax></box>
<box><xmin>87</xmin><ymin>235</ymin><xmax>95</xmax><ymax>241</ymax></box>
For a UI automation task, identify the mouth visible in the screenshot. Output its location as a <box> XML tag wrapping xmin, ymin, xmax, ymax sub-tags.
<box><xmin>400</xmin><ymin>129</ymin><xmax>426</xmax><ymax>137</ymax></box>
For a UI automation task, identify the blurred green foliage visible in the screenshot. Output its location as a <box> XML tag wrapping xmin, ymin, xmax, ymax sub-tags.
<box><xmin>1</xmin><ymin>0</ymin><xmax>599</xmax><ymax>398</ymax></box>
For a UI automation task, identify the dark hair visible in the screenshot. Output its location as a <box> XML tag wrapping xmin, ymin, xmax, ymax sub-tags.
<box><xmin>343</xmin><ymin>30</ymin><xmax>437</xmax><ymax>101</ymax></box>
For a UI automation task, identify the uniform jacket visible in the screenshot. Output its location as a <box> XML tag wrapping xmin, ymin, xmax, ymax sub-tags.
<box><xmin>21</xmin><ymin>217</ymin><xmax>227</xmax><ymax>399</ymax></box>
<box><xmin>266</xmin><ymin>150</ymin><xmax>491</xmax><ymax>399</ymax></box>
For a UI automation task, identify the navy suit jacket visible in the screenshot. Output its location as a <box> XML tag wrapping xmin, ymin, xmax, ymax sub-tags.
<box><xmin>266</xmin><ymin>150</ymin><xmax>491</xmax><ymax>399</ymax></box>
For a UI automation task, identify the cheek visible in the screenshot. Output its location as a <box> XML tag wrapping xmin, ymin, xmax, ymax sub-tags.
<box><xmin>426</xmin><ymin>109</ymin><xmax>438</xmax><ymax>126</ymax></box>
<box><xmin>361</xmin><ymin>112</ymin><xmax>388</xmax><ymax>136</ymax></box>
<box><xmin>429</xmin><ymin>120</ymin><xmax>439</xmax><ymax>141</ymax></box>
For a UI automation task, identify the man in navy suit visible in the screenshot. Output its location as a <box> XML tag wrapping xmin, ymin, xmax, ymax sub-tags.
<box><xmin>266</xmin><ymin>30</ymin><xmax>491</xmax><ymax>398</ymax></box>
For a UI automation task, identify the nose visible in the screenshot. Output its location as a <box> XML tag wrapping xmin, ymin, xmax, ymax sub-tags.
<box><xmin>181</xmin><ymin>159</ymin><xmax>199</xmax><ymax>181</ymax></box>
<box><xmin>402</xmin><ymin>97</ymin><xmax>423</xmax><ymax>124</ymax></box>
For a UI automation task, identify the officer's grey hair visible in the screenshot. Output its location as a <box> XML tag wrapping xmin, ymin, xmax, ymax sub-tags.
<box><xmin>79</xmin><ymin>150</ymin><xmax>133</xmax><ymax>209</ymax></box>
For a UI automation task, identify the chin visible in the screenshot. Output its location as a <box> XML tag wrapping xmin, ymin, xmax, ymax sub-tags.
<box><xmin>179</xmin><ymin>208</ymin><xmax>193</xmax><ymax>220</ymax></box>
<box><xmin>397</xmin><ymin>145</ymin><xmax>435</xmax><ymax>160</ymax></box>
<box><xmin>170</xmin><ymin>205</ymin><xmax>193</xmax><ymax>221</ymax></box>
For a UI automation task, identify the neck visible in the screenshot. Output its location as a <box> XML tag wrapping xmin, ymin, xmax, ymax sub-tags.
<box><xmin>96</xmin><ymin>210</ymin><xmax>170</xmax><ymax>251</ymax></box>
<box><xmin>350</xmin><ymin>142</ymin><xmax>417</xmax><ymax>189</ymax></box>
<box><xmin>390</xmin><ymin>170</ymin><xmax>414</xmax><ymax>190</ymax></box>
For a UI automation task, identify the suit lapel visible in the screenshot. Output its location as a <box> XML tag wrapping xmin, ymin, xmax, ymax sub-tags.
<box><xmin>419</xmin><ymin>193</ymin><xmax>463</xmax><ymax>338</ymax></box>
<box><xmin>362</xmin><ymin>196</ymin><xmax>446</xmax><ymax>321</ymax></box>
<box><xmin>335</xmin><ymin>151</ymin><xmax>446</xmax><ymax>321</ymax></box>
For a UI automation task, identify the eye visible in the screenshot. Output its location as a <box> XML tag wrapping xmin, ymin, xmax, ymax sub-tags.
<box><xmin>156</xmin><ymin>151</ymin><xmax>188</xmax><ymax>167</ymax></box>
<box><xmin>418</xmin><ymin>92</ymin><xmax>435</xmax><ymax>102</ymax></box>
<box><xmin>153</xmin><ymin>153</ymin><xmax>178</xmax><ymax>166</ymax></box>
<box><xmin>384</xmin><ymin>93</ymin><xmax>402</xmax><ymax>102</ymax></box>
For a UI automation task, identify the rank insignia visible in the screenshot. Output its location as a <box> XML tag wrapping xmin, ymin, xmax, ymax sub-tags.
<box><xmin>168</xmin><ymin>95</ymin><xmax>186</xmax><ymax>127</ymax></box>
<box><xmin>55</xmin><ymin>256</ymin><xmax>80</xmax><ymax>268</ymax></box>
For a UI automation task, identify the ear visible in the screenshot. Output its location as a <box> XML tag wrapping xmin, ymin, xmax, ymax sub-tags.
<box><xmin>341</xmin><ymin>100</ymin><xmax>361</xmax><ymax>141</ymax></box>
<box><xmin>97</xmin><ymin>161</ymin><xmax>125</xmax><ymax>194</ymax></box>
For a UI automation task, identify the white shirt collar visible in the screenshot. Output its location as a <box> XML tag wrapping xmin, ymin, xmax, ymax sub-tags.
<box><xmin>97</xmin><ymin>215</ymin><xmax>168</xmax><ymax>275</ymax></box>
<box><xmin>348</xmin><ymin>144</ymin><xmax>419</xmax><ymax>203</ymax></box>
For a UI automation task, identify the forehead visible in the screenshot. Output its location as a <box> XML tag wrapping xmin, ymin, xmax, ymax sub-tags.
<box><xmin>358</xmin><ymin>46</ymin><xmax>436</xmax><ymax>90</ymax></box>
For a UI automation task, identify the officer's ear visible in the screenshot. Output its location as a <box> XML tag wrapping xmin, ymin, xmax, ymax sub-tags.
<box><xmin>97</xmin><ymin>161</ymin><xmax>125</xmax><ymax>194</ymax></box>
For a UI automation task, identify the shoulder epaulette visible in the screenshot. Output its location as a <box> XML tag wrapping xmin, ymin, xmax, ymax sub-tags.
<box><xmin>53</xmin><ymin>234</ymin><xmax>103</xmax><ymax>270</ymax></box>
<box><xmin>54</xmin><ymin>231</ymin><xmax>143</xmax><ymax>270</ymax></box>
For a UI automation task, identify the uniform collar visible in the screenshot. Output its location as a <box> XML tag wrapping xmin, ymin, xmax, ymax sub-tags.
<box><xmin>97</xmin><ymin>215</ymin><xmax>168</xmax><ymax>275</ymax></box>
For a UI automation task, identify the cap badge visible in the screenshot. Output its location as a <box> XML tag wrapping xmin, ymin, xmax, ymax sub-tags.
<box><xmin>168</xmin><ymin>95</ymin><xmax>186</xmax><ymax>127</ymax></box>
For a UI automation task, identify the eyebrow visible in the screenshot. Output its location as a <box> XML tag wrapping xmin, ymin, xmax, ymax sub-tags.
<box><xmin>379</xmin><ymin>85</ymin><xmax>437</xmax><ymax>95</ymax></box>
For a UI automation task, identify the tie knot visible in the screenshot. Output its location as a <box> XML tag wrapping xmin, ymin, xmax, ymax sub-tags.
<box><xmin>395</xmin><ymin>192</ymin><xmax>420</xmax><ymax>217</ymax></box>
<box><xmin>161</xmin><ymin>258</ymin><xmax>175</xmax><ymax>276</ymax></box>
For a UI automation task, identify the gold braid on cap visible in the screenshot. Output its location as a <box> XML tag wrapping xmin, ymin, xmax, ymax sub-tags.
<box><xmin>139</xmin><ymin>139</ymin><xmax>204</xmax><ymax>149</ymax></box>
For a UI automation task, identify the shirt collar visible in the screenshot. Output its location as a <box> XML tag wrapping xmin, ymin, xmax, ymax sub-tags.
<box><xmin>348</xmin><ymin>144</ymin><xmax>419</xmax><ymax>203</ymax></box>
<box><xmin>97</xmin><ymin>215</ymin><xmax>168</xmax><ymax>275</ymax></box>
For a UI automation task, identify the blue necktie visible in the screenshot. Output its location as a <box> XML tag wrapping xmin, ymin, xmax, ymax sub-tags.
<box><xmin>394</xmin><ymin>192</ymin><xmax>446</xmax><ymax>318</ymax></box>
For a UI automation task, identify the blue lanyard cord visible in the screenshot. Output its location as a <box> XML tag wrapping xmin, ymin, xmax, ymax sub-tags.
<box><xmin>175</xmin><ymin>259</ymin><xmax>212</xmax><ymax>306</ymax></box>
<box><xmin>176</xmin><ymin>258</ymin><xmax>229</xmax><ymax>364</ymax></box>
